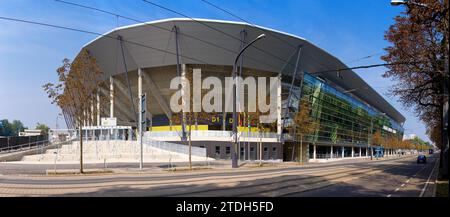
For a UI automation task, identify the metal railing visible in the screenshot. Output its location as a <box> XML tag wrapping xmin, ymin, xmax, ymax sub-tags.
<box><xmin>0</xmin><ymin>140</ymin><xmax>50</xmax><ymax>153</ymax></box>
<box><xmin>312</xmin><ymin>153</ymin><xmax>368</xmax><ymax>159</ymax></box>
<box><xmin>143</xmin><ymin>133</ymin><xmax>207</xmax><ymax>157</ymax></box>
<box><xmin>75</xmin><ymin>134</ymin><xmax>129</xmax><ymax>141</ymax></box>
<box><xmin>146</xmin><ymin>130</ymin><xmax>280</xmax><ymax>140</ymax></box>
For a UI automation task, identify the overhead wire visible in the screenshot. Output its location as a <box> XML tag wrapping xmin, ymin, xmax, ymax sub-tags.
<box><xmin>142</xmin><ymin>0</ymin><xmax>301</xmax><ymax>72</ymax></box>
<box><xmin>0</xmin><ymin>16</ymin><xmax>209</xmax><ymax>65</ymax></box>
<box><xmin>198</xmin><ymin>0</ymin><xmax>397</xmax><ymax>77</ymax></box>
<box><xmin>345</xmin><ymin>52</ymin><xmax>386</xmax><ymax>65</ymax></box>
<box><xmin>54</xmin><ymin>0</ymin><xmax>281</xmax><ymax>71</ymax></box>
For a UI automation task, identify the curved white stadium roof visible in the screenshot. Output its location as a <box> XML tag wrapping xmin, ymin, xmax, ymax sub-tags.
<box><xmin>82</xmin><ymin>18</ymin><xmax>405</xmax><ymax>124</ymax></box>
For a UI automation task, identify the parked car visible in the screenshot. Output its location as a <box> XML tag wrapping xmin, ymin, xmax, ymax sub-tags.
<box><xmin>417</xmin><ymin>155</ymin><xmax>427</xmax><ymax>164</ymax></box>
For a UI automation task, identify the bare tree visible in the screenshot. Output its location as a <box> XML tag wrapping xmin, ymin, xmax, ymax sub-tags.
<box><xmin>43</xmin><ymin>49</ymin><xmax>104</xmax><ymax>173</ymax></box>
<box><xmin>170</xmin><ymin>68</ymin><xmax>210</xmax><ymax>171</ymax></box>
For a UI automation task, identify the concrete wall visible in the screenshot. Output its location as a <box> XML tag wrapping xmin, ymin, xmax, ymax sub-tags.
<box><xmin>19</xmin><ymin>140</ymin><xmax>214</xmax><ymax>163</ymax></box>
<box><xmin>0</xmin><ymin>141</ymin><xmax>71</xmax><ymax>162</ymax></box>
<box><xmin>172</xmin><ymin>140</ymin><xmax>283</xmax><ymax>160</ymax></box>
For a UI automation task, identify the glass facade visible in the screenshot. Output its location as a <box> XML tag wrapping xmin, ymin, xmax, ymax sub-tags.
<box><xmin>135</xmin><ymin>63</ymin><xmax>403</xmax><ymax>153</ymax></box>
<box><xmin>286</xmin><ymin>72</ymin><xmax>404</xmax><ymax>146</ymax></box>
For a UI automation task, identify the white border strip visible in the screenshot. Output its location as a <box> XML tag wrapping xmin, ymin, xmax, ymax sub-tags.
<box><xmin>419</xmin><ymin>157</ymin><xmax>439</xmax><ymax>197</ymax></box>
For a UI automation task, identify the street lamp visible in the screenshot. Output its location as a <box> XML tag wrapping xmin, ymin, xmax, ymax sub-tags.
<box><xmin>390</xmin><ymin>0</ymin><xmax>428</xmax><ymax>8</ymax></box>
<box><xmin>231</xmin><ymin>33</ymin><xmax>266</xmax><ymax>168</ymax></box>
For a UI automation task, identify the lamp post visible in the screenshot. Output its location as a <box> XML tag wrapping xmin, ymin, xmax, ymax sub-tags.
<box><xmin>390</xmin><ymin>0</ymin><xmax>428</xmax><ymax>8</ymax></box>
<box><xmin>231</xmin><ymin>34</ymin><xmax>266</xmax><ymax>168</ymax></box>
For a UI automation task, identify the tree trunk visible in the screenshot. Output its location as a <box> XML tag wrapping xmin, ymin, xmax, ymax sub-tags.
<box><xmin>291</xmin><ymin>144</ymin><xmax>295</xmax><ymax>162</ymax></box>
<box><xmin>299</xmin><ymin>134</ymin><xmax>303</xmax><ymax>164</ymax></box>
<box><xmin>291</xmin><ymin>128</ymin><xmax>296</xmax><ymax>161</ymax></box>
<box><xmin>371</xmin><ymin>147</ymin><xmax>373</xmax><ymax>160</ymax></box>
<box><xmin>189</xmin><ymin>133</ymin><xmax>192</xmax><ymax>171</ymax></box>
<box><xmin>259</xmin><ymin>130</ymin><xmax>262</xmax><ymax>167</ymax></box>
<box><xmin>79</xmin><ymin>125</ymin><xmax>83</xmax><ymax>174</ymax></box>
<box><xmin>188</xmin><ymin>116</ymin><xmax>192</xmax><ymax>171</ymax></box>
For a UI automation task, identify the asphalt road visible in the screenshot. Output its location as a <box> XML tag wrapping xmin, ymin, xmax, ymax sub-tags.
<box><xmin>286</xmin><ymin>153</ymin><xmax>439</xmax><ymax>197</ymax></box>
<box><xmin>0</xmin><ymin>154</ymin><xmax>439</xmax><ymax>197</ymax></box>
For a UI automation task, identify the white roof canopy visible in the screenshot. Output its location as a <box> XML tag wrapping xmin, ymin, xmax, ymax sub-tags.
<box><xmin>83</xmin><ymin>18</ymin><xmax>405</xmax><ymax>124</ymax></box>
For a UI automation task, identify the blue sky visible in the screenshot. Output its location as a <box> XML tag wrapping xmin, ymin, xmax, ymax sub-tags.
<box><xmin>0</xmin><ymin>0</ymin><xmax>430</xmax><ymax>142</ymax></box>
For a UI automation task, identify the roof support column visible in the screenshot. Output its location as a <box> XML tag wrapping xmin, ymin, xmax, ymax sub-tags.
<box><xmin>174</xmin><ymin>25</ymin><xmax>187</xmax><ymax>141</ymax></box>
<box><xmin>110</xmin><ymin>76</ymin><xmax>114</xmax><ymax>118</ymax></box>
<box><xmin>96</xmin><ymin>92</ymin><xmax>100</xmax><ymax>126</ymax></box>
<box><xmin>181</xmin><ymin>63</ymin><xmax>187</xmax><ymax>139</ymax></box>
<box><xmin>142</xmin><ymin>70</ymin><xmax>172</xmax><ymax>120</ymax></box>
<box><xmin>313</xmin><ymin>144</ymin><xmax>316</xmax><ymax>160</ymax></box>
<box><xmin>100</xmin><ymin>87</ymin><xmax>135</xmax><ymax>123</ymax></box>
<box><xmin>118</xmin><ymin>35</ymin><xmax>138</xmax><ymax>126</ymax></box>
<box><xmin>235</xmin><ymin>29</ymin><xmax>247</xmax><ymax>133</ymax></box>
<box><xmin>83</xmin><ymin>110</ymin><xmax>86</xmax><ymax>127</ymax></box>
<box><xmin>277</xmin><ymin>73</ymin><xmax>282</xmax><ymax>137</ymax></box>
<box><xmin>331</xmin><ymin>145</ymin><xmax>333</xmax><ymax>159</ymax></box>
<box><xmin>280</xmin><ymin>46</ymin><xmax>302</xmax><ymax>144</ymax></box>
<box><xmin>138</xmin><ymin>68</ymin><xmax>144</xmax><ymax>170</ymax></box>
<box><xmin>90</xmin><ymin>98</ymin><xmax>94</xmax><ymax>126</ymax></box>
<box><xmin>138</xmin><ymin>68</ymin><xmax>142</xmax><ymax>106</ymax></box>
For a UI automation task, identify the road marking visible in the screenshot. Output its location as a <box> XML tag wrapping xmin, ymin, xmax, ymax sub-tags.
<box><xmin>390</xmin><ymin>157</ymin><xmax>436</xmax><ymax>196</ymax></box>
<box><xmin>386</xmin><ymin>194</ymin><xmax>392</xmax><ymax>197</ymax></box>
<box><xmin>401</xmin><ymin>184</ymin><xmax>405</xmax><ymax>187</ymax></box>
<box><xmin>419</xmin><ymin>157</ymin><xmax>439</xmax><ymax>197</ymax></box>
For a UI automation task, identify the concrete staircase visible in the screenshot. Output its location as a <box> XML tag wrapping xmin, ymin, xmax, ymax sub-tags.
<box><xmin>20</xmin><ymin>140</ymin><xmax>214</xmax><ymax>164</ymax></box>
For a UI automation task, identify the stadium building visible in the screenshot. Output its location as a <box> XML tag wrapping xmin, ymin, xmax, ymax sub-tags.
<box><xmin>65</xmin><ymin>18</ymin><xmax>405</xmax><ymax>162</ymax></box>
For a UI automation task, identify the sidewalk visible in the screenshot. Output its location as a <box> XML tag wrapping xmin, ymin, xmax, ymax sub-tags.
<box><xmin>420</xmin><ymin>157</ymin><xmax>440</xmax><ymax>197</ymax></box>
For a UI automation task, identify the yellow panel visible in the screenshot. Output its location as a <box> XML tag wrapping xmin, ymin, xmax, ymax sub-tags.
<box><xmin>150</xmin><ymin>125</ymin><xmax>273</xmax><ymax>132</ymax></box>
<box><xmin>237</xmin><ymin>127</ymin><xmax>271</xmax><ymax>132</ymax></box>
<box><xmin>150</xmin><ymin>125</ymin><xmax>209</xmax><ymax>131</ymax></box>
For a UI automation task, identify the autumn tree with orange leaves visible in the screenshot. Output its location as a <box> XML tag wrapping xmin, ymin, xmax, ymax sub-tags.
<box><xmin>382</xmin><ymin>0</ymin><xmax>448</xmax><ymax>175</ymax></box>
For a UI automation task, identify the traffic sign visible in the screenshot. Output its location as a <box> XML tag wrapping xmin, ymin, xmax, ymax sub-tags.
<box><xmin>101</xmin><ymin>117</ymin><xmax>117</xmax><ymax>127</ymax></box>
<box><xmin>140</xmin><ymin>94</ymin><xmax>147</xmax><ymax>133</ymax></box>
<box><xmin>139</xmin><ymin>93</ymin><xmax>146</xmax><ymax>171</ymax></box>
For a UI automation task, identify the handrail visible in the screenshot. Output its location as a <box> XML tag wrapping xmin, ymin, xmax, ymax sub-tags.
<box><xmin>143</xmin><ymin>132</ymin><xmax>207</xmax><ymax>157</ymax></box>
<box><xmin>146</xmin><ymin>130</ymin><xmax>281</xmax><ymax>139</ymax></box>
<box><xmin>0</xmin><ymin>140</ymin><xmax>50</xmax><ymax>153</ymax></box>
